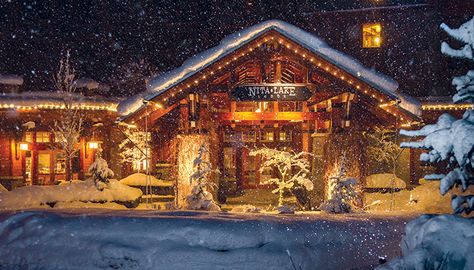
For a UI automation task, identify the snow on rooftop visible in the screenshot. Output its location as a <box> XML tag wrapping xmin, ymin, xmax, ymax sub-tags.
<box><xmin>118</xmin><ymin>19</ymin><xmax>408</xmax><ymax>117</ymax></box>
<box><xmin>0</xmin><ymin>74</ymin><xmax>23</xmax><ymax>85</ymax></box>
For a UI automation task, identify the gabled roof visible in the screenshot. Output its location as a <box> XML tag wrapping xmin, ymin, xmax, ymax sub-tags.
<box><xmin>118</xmin><ymin>19</ymin><xmax>419</xmax><ymax>119</ymax></box>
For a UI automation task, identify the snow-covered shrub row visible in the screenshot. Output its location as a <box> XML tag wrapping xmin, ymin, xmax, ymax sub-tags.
<box><xmin>376</xmin><ymin>214</ymin><xmax>474</xmax><ymax>270</ymax></box>
<box><xmin>400</xmin><ymin>17</ymin><xmax>474</xmax><ymax>214</ymax></box>
<box><xmin>0</xmin><ymin>210</ymin><xmax>412</xmax><ymax>270</ymax></box>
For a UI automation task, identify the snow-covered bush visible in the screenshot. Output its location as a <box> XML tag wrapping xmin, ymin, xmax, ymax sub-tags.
<box><xmin>249</xmin><ymin>147</ymin><xmax>313</xmax><ymax>207</ymax></box>
<box><xmin>185</xmin><ymin>145</ymin><xmax>220</xmax><ymax>211</ymax></box>
<box><xmin>400</xmin><ymin>17</ymin><xmax>474</xmax><ymax>214</ymax></box>
<box><xmin>320</xmin><ymin>156</ymin><xmax>360</xmax><ymax>213</ymax></box>
<box><xmin>0</xmin><ymin>180</ymin><xmax>142</xmax><ymax>210</ymax></box>
<box><xmin>88</xmin><ymin>148</ymin><xmax>114</xmax><ymax>191</ymax></box>
<box><xmin>376</xmin><ymin>215</ymin><xmax>474</xmax><ymax>270</ymax></box>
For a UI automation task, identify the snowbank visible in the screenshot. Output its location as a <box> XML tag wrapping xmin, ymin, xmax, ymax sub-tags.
<box><xmin>120</xmin><ymin>173</ymin><xmax>174</xmax><ymax>187</ymax></box>
<box><xmin>365</xmin><ymin>181</ymin><xmax>451</xmax><ymax>213</ymax></box>
<box><xmin>377</xmin><ymin>214</ymin><xmax>474</xmax><ymax>270</ymax></box>
<box><xmin>0</xmin><ymin>180</ymin><xmax>142</xmax><ymax>210</ymax></box>
<box><xmin>365</xmin><ymin>174</ymin><xmax>407</xmax><ymax>189</ymax></box>
<box><xmin>0</xmin><ymin>210</ymin><xmax>414</xmax><ymax>270</ymax></box>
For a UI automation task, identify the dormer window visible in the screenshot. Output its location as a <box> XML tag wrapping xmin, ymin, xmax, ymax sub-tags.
<box><xmin>362</xmin><ymin>23</ymin><xmax>382</xmax><ymax>48</ymax></box>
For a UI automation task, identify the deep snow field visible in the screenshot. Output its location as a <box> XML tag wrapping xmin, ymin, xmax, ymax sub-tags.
<box><xmin>0</xmin><ymin>209</ymin><xmax>416</xmax><ymax>270</ymax></box>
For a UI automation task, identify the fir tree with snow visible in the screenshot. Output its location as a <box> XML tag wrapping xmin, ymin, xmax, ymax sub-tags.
<box><xmin>400</xmin><ymin>17</ymin><xmax>474</xmax><ymax>214</ymax></box>
<box><xmin>249</xmin><ymin>147</ymin><xmax>313</xmax><ymax>208</ymax></box>
<box><xmin>185</xmin><ymin>145</ymin><xmax>220</xmax><ymax>211</ymax></box>
<box><xmin>88</xmin><ymin>148</ymin><xmax>114</xmax><ymax>191</ymax></box>
<box><xmin>320</xmin><ymin>155</ymin><xmax>360</xmax><ymax>213</ymax></box>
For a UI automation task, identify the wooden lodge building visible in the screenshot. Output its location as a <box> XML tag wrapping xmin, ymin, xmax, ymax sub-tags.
<box><xmin>0</xmin><ymin>16</ymin><xmax>472</xmax><ymax>205</ymax></box>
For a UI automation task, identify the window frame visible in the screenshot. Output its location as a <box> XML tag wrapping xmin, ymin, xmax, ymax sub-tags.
<box><xmin>362</xmin><ymin>22</ymin><xmax>382</xmax><ymax>48</ymax></box>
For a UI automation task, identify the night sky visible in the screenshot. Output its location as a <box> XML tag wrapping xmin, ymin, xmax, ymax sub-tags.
<box><xmin>0</xmin><ymin>0</ymin><xmax>449</xmax><ymax>96</ymax></box>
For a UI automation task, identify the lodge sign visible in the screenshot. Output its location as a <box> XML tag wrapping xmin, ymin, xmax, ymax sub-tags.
<box><xmin>231</xmin><ymin>84</ymin><xmax>312</xmax><ymax>101</ymax></box>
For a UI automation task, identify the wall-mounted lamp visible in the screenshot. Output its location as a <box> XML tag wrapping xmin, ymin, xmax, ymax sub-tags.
<box><xmin>19</xmin><ymin>142</ymin><xmax>29</xmax><ymax>151</ymax></box>
<box><xmin>88</xmin><ymin>141</ymin><xmax>99</xmax><ymax>149</ymax></box>
<box><xmin>15</xmin><ymin>142</ymin><xmax>29</xmax><ymax>160</ymax></box>
<box><xmin>85</xmin><ymin>141</ymin><xmax>100</xmax><ymax>159</ymax></box>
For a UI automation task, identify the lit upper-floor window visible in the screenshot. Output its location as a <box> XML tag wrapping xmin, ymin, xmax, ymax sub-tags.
<box><xmin>362</xmin><ymin>23</ymin><xmax>382</xmax><ymax>48</ymax></box>
<box><xmin>24</xmin><ymin>132</ymin><xmax>33</xmax><ymax>143</ymax></box>
<box><xmin>36</xmin><ymin>132</ymin><xmax>51</xmax><ymax>143</ymax></box>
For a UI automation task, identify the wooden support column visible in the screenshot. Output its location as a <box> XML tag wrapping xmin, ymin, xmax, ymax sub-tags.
<box><xmin>302</xmin><ymin>102</ymin><xmax>311</xmax><ymax>154</ymax></box>
<box><xmin>235</xmin><ymin>145</ymin><xmax>243</xmax><ymax>191</ymax></box>
<box><xmin>179</xmin><ymin>99</ymin><xmax>190</xmax><ymax>134</ymax></box>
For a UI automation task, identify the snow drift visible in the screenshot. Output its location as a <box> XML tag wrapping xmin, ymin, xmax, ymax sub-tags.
<box><xmin>0</xmin><ymin>180</ymin><xmax>142</xmax><ymax>210</ymax></box>
<box><xmin>376</xmin><ymin>214</ymin><xmax>474</xmax><ymax>270</ymax></box>
<box><xmin>0</xmin><ymin>210</ymin><xmax>413</xmax><ymax>270</ymax></box>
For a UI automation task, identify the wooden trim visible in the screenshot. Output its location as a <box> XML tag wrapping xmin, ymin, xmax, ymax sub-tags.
<box><xmin>217</xmin><ymin>111</ymin><xmax>320</xmax><ymax>121</ymax></box>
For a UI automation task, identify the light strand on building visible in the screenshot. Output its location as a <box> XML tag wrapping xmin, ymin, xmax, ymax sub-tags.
<box><xmin>135</xmin><ymin>34</ymin><xmax>414</xmax><ymax>126</ymax></box>
<box><xmin>0</xmin><ymin>103</ymin><xmax>117</xmax><ymax>111</ymax></box>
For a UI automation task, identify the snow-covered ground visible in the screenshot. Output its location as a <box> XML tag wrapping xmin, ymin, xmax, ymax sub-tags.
<box><xmin>364</xmin><ymin>180</ymin><xmax>452</xmax><ymax>214</ymax></box>
<box><xmin>0</xmin><ymin>210</ymin><xmax>415</xmax><ymax>270</ymax></box>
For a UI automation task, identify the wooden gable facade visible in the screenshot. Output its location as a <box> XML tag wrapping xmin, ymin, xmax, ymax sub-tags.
<box><xmin>121</xmin><ymin>26</ymin><xmax>421</xmax><ymax>205</ymax></box>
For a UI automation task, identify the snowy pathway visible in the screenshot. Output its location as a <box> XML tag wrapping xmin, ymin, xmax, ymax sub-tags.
<box><xmin>0</xmin><ymin>210</ymin><xmax>417</xmax><ymax>270</ymax></box>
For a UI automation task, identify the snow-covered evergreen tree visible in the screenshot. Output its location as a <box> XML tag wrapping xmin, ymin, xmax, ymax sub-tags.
<box><xmin>88</xmin><ymin>148</ymin><xmax>114</xmax><ymax>191</ymax></box>
<box><xmin>249</xmin><ymin>147</ymin><xmax>313</xmax><ymax>207</ymax></box>
<box><xmin>320</xmin><ymin>156</ymin><xmax>360</xmax><ymax>213</ymax></box>
<box><xmin>53</xmin><ymin>50</ymin><xmax>83</xmax><ymax>182</ymax></box>
<box><xmin>185</xmin><ymin>145</ymin><xmax>220</xmax><ymax>211</ymax></box>
<box><xmin>400</xmin><ymin>17</ymin><xmax>474</xmax><ymax>214</ymax></box>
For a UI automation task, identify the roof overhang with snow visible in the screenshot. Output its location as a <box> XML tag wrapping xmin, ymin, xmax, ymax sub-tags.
<box><xmin>118</xmin><ymin>19</ymin><xmax>421</xmax><ymax>122</ymax></box>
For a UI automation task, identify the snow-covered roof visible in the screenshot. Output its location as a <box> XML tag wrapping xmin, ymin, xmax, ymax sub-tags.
<box><xmin>118</xmin><ymin>19</ymin><xmax>419</xmax><ymax>118</ymax></box>
<box><xmin>0</xmin><ymin>74</ymin><xmax>23</xmax><ymax>86</ymax></box>
<box><xmin>0</xmin><ymin>91</ymin><xmax>119</xmax><ymax>111</ymax></box>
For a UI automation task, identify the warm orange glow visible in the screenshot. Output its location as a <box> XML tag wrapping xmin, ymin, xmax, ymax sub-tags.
<box><xmin>88</xmin><ymin>142</ymin><xmax>99</xmax><ymax>149</ymax></box>
<box><xmin>19</xmin><ymin>143</ymin><xmax>29</xmax><ymax>151</ymax></box>
<box><xmin>363</xmin><ymin>23</ymin><xmax>382</xmax><ymax>48</ymax></box>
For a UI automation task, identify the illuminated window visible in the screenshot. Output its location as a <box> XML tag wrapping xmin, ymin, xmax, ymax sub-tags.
<box><xmin>257</xmin><ymin>102</ymin><xmax>273</xmax><ymax>112</ymax></box>
<box><xmin>242</xmin><ymin>131</ymin><xmax>257</xmax><ymax>142</ymax></box>
<box><xmin>54</xmin><ymin>153</ymin><xmax>66</xmax><ymax>174</ymax></box>
<box><xmin>38</xmin><ymin>153</ymin><xmax>51</xmax><ymax>174</ymax></box>
<box><xmin>130</xmin><ymin>132</ymin><xmax>151</xmax><ymax>172</ymax></box>
<box><xmin>236</xmin><ymin>102</ymin><xmax>258</xmax><ymax>112</ymax></box>
<box><xmin>24</xmin><ymin>132</ymin><xmax>33</xmax><ymax>143</ymax></box>
<box><xmin>36</xmin><ymin>132</ymin><xmax>50</xmax><ymax>143</ymax></box>
<box><xmin>279</xmin><ymin>130</ymin><xmax>292</xmax><ymax>142</ymax></box>
<box><xmin>279</xmin><ymin>101</ymin><xmax>303</xmax><ymax>112</ymax></box>
<box><xmin>362</xmin><ymin>23</ymin><xmax>382</xmax><ymax>48</ymax></box>
<box><xmin>260</xmin><ymin>130</ymin><xmax>274</xmax><ymax>142</ymax></box>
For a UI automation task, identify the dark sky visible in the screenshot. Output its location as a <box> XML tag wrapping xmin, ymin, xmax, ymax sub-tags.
<box><xmin>0</xmin><ymin>0</ymin><xmax>431</xmax><ymax>94</ymax></box>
